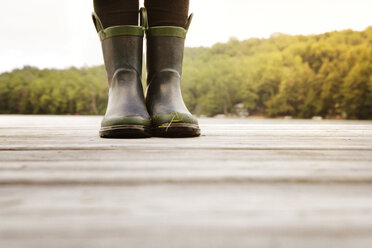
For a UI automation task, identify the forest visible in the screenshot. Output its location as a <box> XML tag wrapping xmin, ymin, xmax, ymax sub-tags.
<box><xmin>0</xmin><ymin>26</ymin><xmax>371</xmax><ymax>119</ymax></box>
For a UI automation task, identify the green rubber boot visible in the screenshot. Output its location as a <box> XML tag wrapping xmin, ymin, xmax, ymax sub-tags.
<box><xmin>92</xmin><ymin>10</ymin><xmax>151</xmax><ymax>138</ymax></box>
<box><xmin>143</xmin><ymin>9</ymin><xmax>201</xmax><ymax>138</ymax></box>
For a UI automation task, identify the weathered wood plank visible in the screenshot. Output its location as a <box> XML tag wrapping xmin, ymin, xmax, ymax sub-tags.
<box><xmin>1</xmin><ymin>115</ymin><xmax>372</xmax><ymax>248</ymax></box>
<box><xmin>1</xmin><ymin>184</ymin><xmax>372</xmax><ymax>248</ymax></box>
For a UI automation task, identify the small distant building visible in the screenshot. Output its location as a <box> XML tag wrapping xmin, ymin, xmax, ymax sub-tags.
<box><xmin>234</xmin><ymin>103</ymin><xmax>249</xmax><ymax>117</ymax></box>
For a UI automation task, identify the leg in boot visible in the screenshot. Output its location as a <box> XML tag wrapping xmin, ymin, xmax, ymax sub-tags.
<box><xmin>92</xmin><ymin>4</ymin><xmax>151</xmax><ymax>138</ymax></box>
<box><xmin>143</xmin><ymin>1</ymin><xmax>200</xmax><ymax>137</ymax></box>
<box><xmin>93</xmin><ymin>0</ymin><xmax>139</xmax><ymax>28</ymax></box>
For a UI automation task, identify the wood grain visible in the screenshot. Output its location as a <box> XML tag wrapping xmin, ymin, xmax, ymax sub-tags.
<box><xmin>1</xmin><ymin>115</ymin><xmax>372</xmax><ymax>248</ymax></box>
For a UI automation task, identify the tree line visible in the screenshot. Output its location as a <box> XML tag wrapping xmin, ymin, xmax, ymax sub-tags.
<box><xmin>1</xmin><ymin>26</ymin><xmax>371</xmax><ymax>119</ymax></box>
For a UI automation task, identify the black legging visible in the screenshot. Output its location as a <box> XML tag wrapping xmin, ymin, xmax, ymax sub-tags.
<box><xmin>93</xmin><ymin>0</ymin><xmax>189</xmax><ymax>28</ymax></box>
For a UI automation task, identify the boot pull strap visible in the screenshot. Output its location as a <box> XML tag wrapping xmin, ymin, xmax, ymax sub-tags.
<box><xmin>92</xmin><ymin>12</ymin><xmax>104</xmax><ymax>33</ymax></box>
<box><xmin>185</xmin><ymin>13</ymin><xmax>194</xmax><ymax>32</ymax></box>
<box><xmin>140</xmin><ymin>7</ymin><xmax>149</xmax><ymax>30</ymax></box>
<box><xmin>92</xmin><ymin>12</ymin><xmax>145</xmax><ymax>41</ymax></box>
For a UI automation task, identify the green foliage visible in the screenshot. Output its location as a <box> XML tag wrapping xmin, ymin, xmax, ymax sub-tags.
<box><xmin>181</xmin><ymin>27</ymin><xmax>372</xmax><ymax>119</ymax></box>
<box><xmin>0</xmin><ymin>66</ymin><xmax>107</xmax><ymax>115</ymax></box>
<box><xmin>1</xmin><ymin>27</ymin><xmax>371</xmax><ymax>119</ymax></box>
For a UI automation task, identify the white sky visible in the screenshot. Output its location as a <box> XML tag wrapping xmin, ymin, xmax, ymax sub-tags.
<box><xmin>0</xmin><ymin>0</ymin><xmax>371</xmax><ymax>73</ymax></box>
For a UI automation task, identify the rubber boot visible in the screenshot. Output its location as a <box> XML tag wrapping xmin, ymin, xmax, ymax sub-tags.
<box><xmin>143</xmin><ymin>9</ymin><xmax>201</xmax><ymax>138</ymax></box>
<box><xmin>92</xmin><ymin>10</ymin><xmax>151</xmax><ymax>138</ymax></box>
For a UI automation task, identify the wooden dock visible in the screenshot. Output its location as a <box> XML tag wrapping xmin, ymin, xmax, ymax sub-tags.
<box><xmin>1</xmin><ymin>115</ymin><xmax>372</xmax><ymax>248</ymax></box>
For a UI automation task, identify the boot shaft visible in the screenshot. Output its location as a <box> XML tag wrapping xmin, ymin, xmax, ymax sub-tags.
<box><xmin>102</xmin><ymin>35</ymin><xmax>143</xmax><ymax>86</ymax></box>
<box><xmin>92</xmin><ymin>12</ymin><xmax>145</xmax><ymax>86</ymax></box>
<box><xmin>146</xmin><ymin>36</ymin><xmax>185</xmax><ymax>85</ymax></box>
<box><xmin>143</xmin><ymin>9</ymin><xmax>193</xmax><ymax>85</ymax></box>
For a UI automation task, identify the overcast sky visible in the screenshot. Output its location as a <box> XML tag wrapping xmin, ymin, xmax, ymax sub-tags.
<box><xmin>0</xmin><ymin>0</ymin><xmax>371</xmax><ymax>73</ymax></box>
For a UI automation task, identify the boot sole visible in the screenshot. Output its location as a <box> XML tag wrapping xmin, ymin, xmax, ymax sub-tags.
<box><xmin>100</xmin><ymin>125</ymin><xmax>151</xmax><ymax>138</ymax></box>
<box><xmin>152</xmin><ymin>123</ymin><xmax>201</xmax><ymax>138</ymax></box>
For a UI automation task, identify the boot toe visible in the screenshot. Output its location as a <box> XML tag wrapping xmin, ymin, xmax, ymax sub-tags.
<box><xmin>151</xmin><ymin>112</ymin><xmax>200</xmax><ymax>138</ymax></box>
<box><xmin>100</xmin><ymin>116</ymin><xmax>151</xmax><ymax>138</ymax></box>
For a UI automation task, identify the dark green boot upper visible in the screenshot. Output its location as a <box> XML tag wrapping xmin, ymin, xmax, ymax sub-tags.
<box><xmin>143</xmin><ymin>9</ymin><xmax>200</xmax><ymax>136</ymax></box>
<box><xmin>92</xmin><ymin>11</ymin><xmax>151</xmax><ymax>137</ymax></box>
